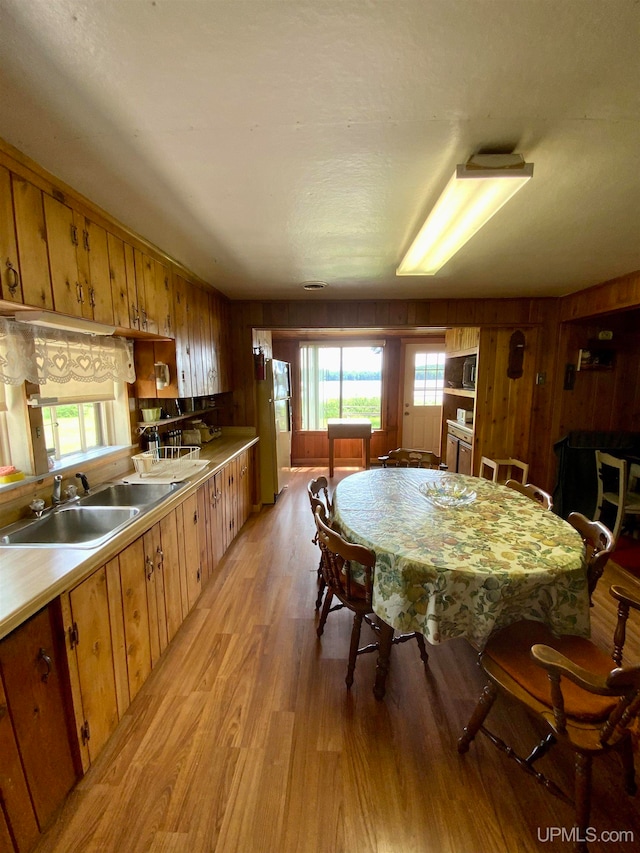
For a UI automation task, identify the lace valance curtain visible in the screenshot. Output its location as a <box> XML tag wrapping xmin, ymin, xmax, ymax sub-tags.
<box><xmin>0</xmin><ymin>316</ymin><xmax>135</xmax><ymax>386</ymax></box>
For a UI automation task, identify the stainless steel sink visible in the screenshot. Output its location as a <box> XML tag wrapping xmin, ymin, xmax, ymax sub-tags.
<box><xmin>0</xmin><ymin>505</ymin><xmax>140</xmax><ymax>548</ymax></box>
<box><xmin>78</xmin><ymin>481</ymin><xmax>186</xmax><ymax>509</ymax></box>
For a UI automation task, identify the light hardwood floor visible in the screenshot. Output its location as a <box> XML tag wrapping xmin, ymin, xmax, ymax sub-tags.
<box><xmin>35</xmin><ymin>468</ymin><xmax>640</xmax><ymax>853</ymax></box>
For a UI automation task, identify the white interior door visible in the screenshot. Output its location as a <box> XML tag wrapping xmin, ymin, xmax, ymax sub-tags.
<box><xmin>401</xmin><ymin>343</ymin><xmax>445</xmax><ymax>453</ymax></box>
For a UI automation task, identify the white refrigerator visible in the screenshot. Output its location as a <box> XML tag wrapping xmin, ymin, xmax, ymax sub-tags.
<box><xmin>258</xmin><ymin>359</ymin><xmax>292</xmax><ymax>504</ymax></box>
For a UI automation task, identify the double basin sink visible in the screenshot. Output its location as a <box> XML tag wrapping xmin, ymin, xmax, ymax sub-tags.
<box><xmin>0</xmin><ymin>482</ymin><xmax>187</xmax><ymax>549</ymax></box>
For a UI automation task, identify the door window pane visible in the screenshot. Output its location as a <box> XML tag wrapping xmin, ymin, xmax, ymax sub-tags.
<box><xmin>413</xmin><ymin>352</ymin><xmax>445</xmax><ymax>406</ymax></box>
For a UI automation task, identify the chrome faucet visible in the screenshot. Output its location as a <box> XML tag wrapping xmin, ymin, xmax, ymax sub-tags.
<box><xmin>76</xmin><ymin>472</ymin><xmax>90</xmax><ymax>495</ymax></box>
<box><xmin>52</xmin><ymin>474</ymin><xmax>63</xmax><ymax>505</ymax></box>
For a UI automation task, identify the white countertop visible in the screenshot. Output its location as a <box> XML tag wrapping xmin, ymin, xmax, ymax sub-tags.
<box><xmin>0</xmin><ymin>433</ymin><xmax>258</xmax><ymax>640</ymax></box>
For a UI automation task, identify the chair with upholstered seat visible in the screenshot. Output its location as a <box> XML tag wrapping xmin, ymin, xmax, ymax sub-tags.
<box><xmin>594</xmin><ymin>451</ymin><xmax>640</xmax><ymax>543</ymax></box>
<box><xmin>307</xmin><ymin>476</ymin><xmax>334</xmax><ymax>611</ymax></box>
<box><xmin>505</xmin><ymin>479</ymin><xmax>553</xmax><ymax>510</ymax></box>
<box><xmin>378</xmin><ymin>448</ymin><xmax>447</xmax><ymax>469</ymax></box>
<box><xmin>567</xmin><ymin>511</ymin><xmax>614</xmax><ymax>603</ymax></box>
<box><xmin>458</xmin><ymin>584</ymin><xmax>640</xmax><ymax>853</ymax></box>
<box><xmin>314</xmin><ymin>507</ymin><xmax>429</xmax><ymax>698</ymax></box>
<box><xmin>480</xmin><ymin>456</ymin><xmax>529</xmax><ymax>484</ymax></box>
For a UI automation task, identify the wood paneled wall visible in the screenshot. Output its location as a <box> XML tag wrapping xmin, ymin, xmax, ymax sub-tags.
<box><xmin>228</xmin><ymin>277</ymin><xmax>640</xmax><ymax>497</ymax></box>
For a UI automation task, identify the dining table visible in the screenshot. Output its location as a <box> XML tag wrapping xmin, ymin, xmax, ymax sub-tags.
<box><xmin>332</xmin><ymin>468</ymin><xmax>592</xmax><ymax>657</ymax></box>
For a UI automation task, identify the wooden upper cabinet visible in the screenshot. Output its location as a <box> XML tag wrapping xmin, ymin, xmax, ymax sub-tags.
<box><xmin>11</xmin><ymin>173</ymin><xmax>53</xmax><ymax>309</ymax></box>
<box><xmin>75</xmin><ymin>215</ymin><xmax>115</xmax><ymax>326</ymax></box>
<box><xmin>42</xmin><ymin>193</ymin><xmax>84</xmax><ymax>317</ymax></box>
<box><xmin>139</xmin><ymin>251</ymin><xmax>159</xmax><ymax>335</ymax></box>
<box><xmin>155</xmin><ymin>260</ymin><xmax>173</xmax><ymax>338</ymax></box>
<box><xmin>173</xmin><ymin>273</ymin><xmax>193</xmax><ymax>397</ymax></box>
<box><xmin>123</xmin><ymin>242</ymin><xmax>141</xmax><ymax>330</ymax></box>
<box><xmin>107</xmin><ymin>232</ymin><xmax>131</xmax><ymax>328</ymax></box>
<box><xmin>0</xmin><ymin>165</ymin><xmax>23</xmax><ymax>304</ymax></box>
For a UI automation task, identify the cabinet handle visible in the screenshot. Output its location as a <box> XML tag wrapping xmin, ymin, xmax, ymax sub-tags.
<box><xmin>193</xmin><ymin>510</ymin><xmax>198</xmax><ymax>524</ymax></box>
<box><xmin>89</xmin><ymin>286</ymin><xmax>96</xmax><ymax>307</ymax></box>
<box><xmin>146</xmin><ymin>555</ymin><xmax>154</xmax><ymax>579</ymax></box>
<box><xmin>5</xmin><ymin>260</ymin><xmax>20</xmax><ymax>294</ymax></box>
<box><xmin>38</xmin><ymin>647</ymin><xmax>53</xmax><ymax>682</ymax></box>
<box><xmin>156</xmin><ymin>545</ymin><xmax>164</xmax><ymax>570</ymax></box>
<box><xmin>70</xmin><ymin>223</ymin><xmax>78</xmax><ymax>246</ymax></box>
<box><xmin>83</xmin><ymin>229</ymin><xmax>90</xmax><ymax>251</ymax></box>
<box><xmin>131</xmin><ymin>303</ymin><xmax>139</xmax><ymax>325</ymax></box>
<box><xmin>141</xmin><ymin>308</ymin><xmax>148</xmax><ymax>330</ymax></box>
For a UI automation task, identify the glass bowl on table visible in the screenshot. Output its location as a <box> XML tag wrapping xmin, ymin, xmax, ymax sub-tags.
<box><xmin>419</xmin><ymin>476</ymin><xmax>477</xmax><ymax>508</ymax></box>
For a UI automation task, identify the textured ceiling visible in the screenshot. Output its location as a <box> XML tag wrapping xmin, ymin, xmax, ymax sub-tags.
<box><xmin>0</xmin><ymin>0</ymin><xmax>638</xmax><ymax>302</ymax></box>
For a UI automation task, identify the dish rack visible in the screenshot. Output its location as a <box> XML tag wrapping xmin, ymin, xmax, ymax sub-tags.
<box><xmin>131</xmin><ymin>445</ymin><xmax>203</xmax><ymax>480</ymax></box>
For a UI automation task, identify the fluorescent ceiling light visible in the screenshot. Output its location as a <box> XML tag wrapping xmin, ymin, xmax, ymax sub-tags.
<box><xmin>12</xmin><ymin>311</ymin><xmax>116</xmax><ymax>336</ymax></box>
<box><xmin>396</xmin><ymin>153</ymin><xmax>534</xmax><ymax>276</ymax></box>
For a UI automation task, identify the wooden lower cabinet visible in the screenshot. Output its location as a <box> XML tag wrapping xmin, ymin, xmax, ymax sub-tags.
<box><xmin>1</xmin><ymin>454</ymin><xmax>254</xmax><ymax>852</ymax></box>
<box><xmin>117</xmin><ymin>537</ymin><xmax>152</xmax><ymax>702</ymax></box>
<box><xmin>144</xmin><ymin>511</ymin><xmax>185</xmax><ymax>666</ymax></box>
<box><xmin>0</xmin><ymin>604</ymin><xmax>79</xmax><ymax>850</ymax></box>
<box><xmin>178</xmin><ymin>492</ymin><xmax>203</xmax><ymax>611</ymax></box>
<box><xmin>208</xmin><ymin>469</ymin><xmax>226</xmax><ymax>575</ymax></box>
<box><xmin>0</xmin><ymin>671</ymin><xmax>40</xmax><ymax>853</ymax></box>
<box><xmin>61</xmin><ymin>561</ymin><xmax>124</xmax><ymax>773</ymax></box>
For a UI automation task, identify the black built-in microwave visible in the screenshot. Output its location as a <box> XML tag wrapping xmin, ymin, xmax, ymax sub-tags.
<box><xmin>462</xmin><ymin>355</ymin><xmax>477</xmax><ymax>389</ymax></box>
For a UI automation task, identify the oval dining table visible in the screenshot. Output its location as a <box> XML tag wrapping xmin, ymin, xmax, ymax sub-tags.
<box><xmin>333</xmin><ymin>468</ymin><xmax>592</xmax><ymax>673</ymax></box>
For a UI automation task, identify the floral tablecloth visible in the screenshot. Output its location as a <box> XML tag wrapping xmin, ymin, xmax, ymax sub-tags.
<box><xmin>333</xmin><ymin>468</ymin><xmax>591</xmax><ymax>649</ymax></box>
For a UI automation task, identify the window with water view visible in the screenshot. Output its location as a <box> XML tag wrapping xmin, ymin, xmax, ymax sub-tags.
<box><xmin>300</xmin><ymin>344</ymin><xmax>383</xmax><ymax>430</ymax></box>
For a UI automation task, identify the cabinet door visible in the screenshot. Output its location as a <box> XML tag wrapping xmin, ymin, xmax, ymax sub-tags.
<box><xmin>159</xmin><ymin>509</ymin><xmax>184</xmax><ymax>643</ymax></box>
<box><xmin>139</xmin><ymin>251</ymin><xmax>159</xmax><ymax>335</ymax></box>
<box><xmin>0</xmin><ymin>165</ymin><xmax>23</xmax><ymax>304</ymax></box>
<box><xmin>178</xmin><ymin>493</ymin><xmax>202</xmax><ymax>611</ymax></box>
<box><xmin>81</xmin><ymin>217</ymin><xmax>115</xmax><ymax>325</ymax></box>
<box><xmin>155</xmin><ymin>260</ymin><xmax>173</xmax><ymax>338</ymax></box>
<box><xmin>446</xmin><ymin>433</ymin><xmax>459</xmax><ymax>472</ymax></box>
<box><xmin>43</xmin><ymin>193</ymin><xmax>83</xmax><ymax>317</ymax></box>
<box><xmin>0</xmin><ymin>676</ymin><xmax>39</xmax><ymax>853</ymax></box>
<box><xmin>0</xmin><ymin>605</ymin><xmax>78</xmax><ymax>832</ymax></box>
<box><xmin>197</xmin><ymin>483</ymin><xmax>212</xmax><ymax>584</ymax></box>
<box><xmin>117</xmin><ymin>538</ymin><xmax>152</xmax><ymax>701</ymax></box>
<box><xmin>458</xmin><ymin>440</ymin><xmax>473</xmax><ymax>475</ymax></box>
<box><xmin>64</xmin><ymin>565</ymin><xmax>119</xmax><ymax>768</ymax></box>
<box><xmin>107</xmin><ymin>232</ymin><xmax>131</xmax><ymax>329</ymax></box>
<box><xmin>208</xmin><ymin>470</ymin><xmax>226</xmax><ymax>575</ymax></box>
<box><xmin>224</xmin><ymin>459</ymin><xmax>239</xmax><ymax>548</ymax></box>
<box><xmin>11</xmin><ymin>174</ymin><xmax>53</xmax><ymax>309</ymax></box>
<box><xmin>123</xmin><ymin>242</ymin><xmax>141</xmax><ymax>330</ymax></box>
<box><xmin>173</xmin><ymin>274</ymin><xmax>193</xmax><ymax>397</ymax></box>
<box><xmin>144</xmin><ymin>524</ymin><xmax>167</xmax><ymax>667</ymax></box>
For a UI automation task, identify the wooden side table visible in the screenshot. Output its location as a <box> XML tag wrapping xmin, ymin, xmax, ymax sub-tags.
<box><xmin>327</xmin><ymin>419</ymin><xmax>372</xmax><ymax>477</ymax></box>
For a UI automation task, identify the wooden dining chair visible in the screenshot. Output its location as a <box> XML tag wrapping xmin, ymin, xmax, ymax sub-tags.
<box><xmin>567</xmin><ymin>511</ymin><xmax>614</xmax><ymax>603</ymax></box>
<box><xmin>314</xmin><ymin>507</ymin><xmax>429</xmax><ymax>698</ymax></box>
<box><xmin>458</xmin><ymin>584</ymin><xmax>640</xmax><ymax>853</ymax></box>
<box><xmin>594</xmin><ymin>451</ymin><xmax>640</xmax><ymax>543</ymax></box>
<box><xmin>480</xmin><ymin>456</ymin><xmax>529</xmax><ymax>485</ymax></box>
<box><xmin>505</xmin><ymin>479</ymin><xmax>553</xmax><ymax>510</ymax></box>
<box><xmin>378</xmin><ymin>448</ymin><xmax>447</xmax><ymax>469</ymax></box>
<box><xmin>307</xmin><ymin>477</ymin><xmax>334</xmax><ymax>611</ymax></box>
